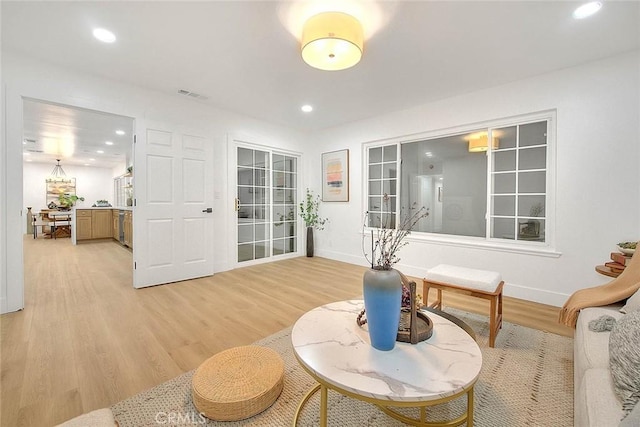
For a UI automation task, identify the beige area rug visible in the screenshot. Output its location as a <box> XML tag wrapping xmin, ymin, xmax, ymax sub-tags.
<box><xmin>112</xmin><ymin>309</ymin><xmax>573</xmax><ymax>426</ymax></box>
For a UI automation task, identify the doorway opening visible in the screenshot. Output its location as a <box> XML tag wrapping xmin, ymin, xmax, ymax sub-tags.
<box><xmin>22</xmin><ymin>98</ymin><xmax>135</xmax><ymax>281</ymax></box>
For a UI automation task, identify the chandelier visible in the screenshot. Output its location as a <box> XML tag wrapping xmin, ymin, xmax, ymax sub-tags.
<box><xmin>46</xmin><ymin>159</ymin><xmax>72</xmax><ymax>183</ymax></box>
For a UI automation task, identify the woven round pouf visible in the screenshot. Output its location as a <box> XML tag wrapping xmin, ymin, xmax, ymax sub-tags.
<box><xmin>191</xmin><ymin>345</ymin><xmax>284</xmax><ymax>421</ymax></box>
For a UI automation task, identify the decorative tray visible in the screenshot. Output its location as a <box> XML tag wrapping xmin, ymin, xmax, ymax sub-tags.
<box><xmin>397</xmin><ymin>309</ymin><xmax>433</xmax><ymax>343</ymax></box>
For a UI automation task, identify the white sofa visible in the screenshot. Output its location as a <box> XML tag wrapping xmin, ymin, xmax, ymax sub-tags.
<box><xmin>574</xmin><ymin>304</ymin><xmax>625</xmax><ymax>426</ymax></box>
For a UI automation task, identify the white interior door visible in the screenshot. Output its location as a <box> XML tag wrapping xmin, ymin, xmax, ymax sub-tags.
<box><xmin>133</xmin><ymin>122</ymin><xmax>214</xmax><ymax>288</ymax></box>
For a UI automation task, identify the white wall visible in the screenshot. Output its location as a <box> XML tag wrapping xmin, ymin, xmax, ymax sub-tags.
<box><xmin>1</xmin><ymin>52</ymin><xmax>308</xmax><ymax>313</ymax></box>
<box><xmin>22</xmin><ymin>162</ymin><xmax>114</xmax><ymax>232</ymax></box>
<box><xmin>3</xmin><ymin>49</ymin><xmax>639</xmax><ymax>312</ymax></box>
<box><xmin>311</xmin><ymin>50</ymin><xmax>640</xmax><ymax>306</ymax></box>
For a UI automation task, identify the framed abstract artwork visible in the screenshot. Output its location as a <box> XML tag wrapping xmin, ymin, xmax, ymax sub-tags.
<box><xmin>322</xmin><ymin>149</ymin><xmax>349</xmax><ymax>202</ymax></box>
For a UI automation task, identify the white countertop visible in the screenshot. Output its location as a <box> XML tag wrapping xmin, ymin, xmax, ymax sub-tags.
<box><xmin>291</xmin><ymin>299</ymin><xmax>482</xmax><ymax>403</ymax></box>
<box><xmin>73</xmin><ymin>206</ymin><xmax>133</xmax><ymax>211</ymax></box>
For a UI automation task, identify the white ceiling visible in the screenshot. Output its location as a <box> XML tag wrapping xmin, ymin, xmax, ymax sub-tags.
<box><xmin>22</xmin><ymin>99</ymin><xmax>134</xmax><ymax>169</ymax></box>
<box><xmin>3</xmin><ymin>1</ymin><xmax>639</xmax><ymax>145</ymax></box>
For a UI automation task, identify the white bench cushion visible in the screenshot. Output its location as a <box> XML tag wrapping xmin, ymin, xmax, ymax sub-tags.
<box><xmin>425</xmin><ymin>264</ymin><xmax>502</xmax><ymax>293</ymax></box>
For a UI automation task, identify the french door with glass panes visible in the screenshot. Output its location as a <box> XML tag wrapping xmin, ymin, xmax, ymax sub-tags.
<box><xmin>236</xmin><ymin>147</ymin><xmax>298</xmax><ymax>264</ymax></box>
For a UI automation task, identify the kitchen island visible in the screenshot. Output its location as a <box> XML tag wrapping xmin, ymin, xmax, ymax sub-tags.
<box><xmin>71</xmin><ymin>207</ymin><xmax>132</xmax><ymax>248</ymax></box>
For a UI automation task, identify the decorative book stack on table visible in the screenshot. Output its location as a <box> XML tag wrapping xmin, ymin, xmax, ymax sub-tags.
<box><xmin>596</xmin><ymin>252</ymin><xmax>633</xmax><ymax>278</ymax></box>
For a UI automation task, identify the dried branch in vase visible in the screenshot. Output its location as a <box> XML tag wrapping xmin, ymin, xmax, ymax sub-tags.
<box><xmin>362</xmin><ymin>195</ymin><xmax>429</xmax><ymax>271</ymax></box>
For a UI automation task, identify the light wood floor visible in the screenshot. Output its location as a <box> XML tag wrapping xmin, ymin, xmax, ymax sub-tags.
<box><xmin>1</xmin><ymin>235</ymin><xmax>572</xmax><ymax>426</ymax></box>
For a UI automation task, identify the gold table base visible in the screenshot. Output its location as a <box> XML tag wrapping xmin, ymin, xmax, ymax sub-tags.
<box><xmin>293</xmin><ymin>375</ymin><xmax>475</xmax><ymax>427</ymax></box>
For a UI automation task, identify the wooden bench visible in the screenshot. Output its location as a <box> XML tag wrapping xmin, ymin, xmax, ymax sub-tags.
<box><xmin>423</xmin><ymin>264</ymin><xmax>504</xmax><ymax>347</ymax></box>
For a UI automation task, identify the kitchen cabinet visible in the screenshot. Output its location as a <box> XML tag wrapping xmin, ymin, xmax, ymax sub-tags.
<box><xmin>123</xmin><ymin>211</ymin><xmax>133</xmax><ymax>248</ymax></box>
<box><xmin>76</xmin><ymin>209</ymin><xmax>115</xmax><ymax>241</ymax></box>
<box><xmin>76</xmin><ymin>210</ymin><xmax>92</xmax><ymax>240</ymax></box>
<box><xmin>112</xmin><ymin>210</ymin><xmax>119</xmax><ymax>240</ymax></box>
<box><xmin>92</xmin><ymin>210</ymin><xmax>112</xmax><ymax>239</ymax></box>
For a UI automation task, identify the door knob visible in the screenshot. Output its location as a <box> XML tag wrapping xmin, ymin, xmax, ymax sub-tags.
<box><xmin>202</xmin><ymin>208</ymin><xmax>213</xmax><ymax>213</ymax></box>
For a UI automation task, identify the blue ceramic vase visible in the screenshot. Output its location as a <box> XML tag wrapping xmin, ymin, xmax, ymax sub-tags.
<box><xmin>363</xmin><ymin>268</ymin><xmax>402</xmax><ymax>351</ymax></box>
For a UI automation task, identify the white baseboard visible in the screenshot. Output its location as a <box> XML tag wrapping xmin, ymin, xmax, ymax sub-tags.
<box><xmin>214</xmin><ymin>261</ymin><xmax>232</xmax><ymax>274</ymax></box>
<box><xmin>502</xmin><ymin>283</ymin><xmax>569</xmax><ymax>308</ymax></box>
<box><xmin>315</xmin><ymin>249</ymin><xmax>368</xmax><ymax>268</ymax></box>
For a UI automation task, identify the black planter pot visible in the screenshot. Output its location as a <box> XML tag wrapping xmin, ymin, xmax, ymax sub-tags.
<box><xmin>306</xmin><ymin>226</ymin><xmax>314</xmax><ymax>257</ymax></box>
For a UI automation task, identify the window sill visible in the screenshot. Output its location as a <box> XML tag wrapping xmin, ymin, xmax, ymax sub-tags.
<box><xmin>402</xmin><ymin>233</ymin><xmax>562</xmax><ymax>258</ymax></box>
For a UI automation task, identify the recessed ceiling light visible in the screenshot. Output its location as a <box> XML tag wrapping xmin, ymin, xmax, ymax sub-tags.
<box><xmin>23</xmin><ymin>152</ymin><xmax>30</xmax><ymax>156</ymax></box>
<box><xmin>26</xmin><ymin>159</ymin><xmax>32</xmax><ymax>162</ymax></box>
<box><xmin>115</xmin><ymin>130</ymin><xmax>125</xmax><ymax>135</ymax></box>
<box><xmin>22</xmin><ymin>141</ymin><xmax>27</xmax><ymax>145</ymax></box>
<box><xmin>93</xmin><ymin>28</ymin><xmax>116</xmax><ymax>43</ymax></box>
<box><xmin>84</xmin><ymin>163</ymin><xmax>90</xmax><ymax>166</ymax></box>
<box><xmin>97</xmin><ymin>150</ymin><xmax>104</xmax><ymax>154</ymax></box>
<box><xmin>105</xmin><ymin>141</ymin><xmax>114</xmax><ymax>145</ymax></box>
<box><xmin>425</xmin><ymin>152</ymin><xmax>433</xmax><ymax>157</ymax></box>
<box><xmin>89</xmin><ymin>158</ymin><xmax>95</xmax><ymax>161</ymax></box>
<box><xmin>573</xmin><ymin>1</ymin><xmax>602</xmax><ymax>19</ymax></box>
<box><xmin>301</xmin><ymin>105</ymin><xmax>313</xmax><ymax>113</ymax></box>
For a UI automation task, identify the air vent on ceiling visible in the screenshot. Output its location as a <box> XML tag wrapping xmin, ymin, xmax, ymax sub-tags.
<box><xmin>177</xmin><ymin>89</ymin><xmax>209</xmax><ymax>101</ymax></box>
<box><xmin>24</xmin><ymin>138</ymin><xmax>37</xmax><ymax>143</ymax></box>
<box><xmin>26</xmin><ymin>149</ymin><xmax>44</xmax><ymax>153</ymax></box>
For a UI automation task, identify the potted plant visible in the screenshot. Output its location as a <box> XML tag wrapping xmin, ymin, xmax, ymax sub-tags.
<box><xmin>58</xmin><ymin>193</ymin><xmax>84</xmax><ymax>210</ymax></box>
<box><xmin>298</xmin><ymin>189</ymin><xmax>328</xmax><ymax>257</ymax></box>
<box><xmin>125</xmin><ymin>187</ymin><xmax>133</xmax><ymax>206</ymax></box>
<box><xmin>362</xmin><ymin>195</ymin><xmax>429</xmax><ymax>350</ymax></box>
<box><xmin>520</xmin><ymin>202</ymin><xmax>543</xmax><ymax>238</ymax></box>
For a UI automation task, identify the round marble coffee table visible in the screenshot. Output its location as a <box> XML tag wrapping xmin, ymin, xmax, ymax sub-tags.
<box><xmin>291</xmin><ymin>300</ymin><xmax>482</xmax><ymax>427</ymax></box>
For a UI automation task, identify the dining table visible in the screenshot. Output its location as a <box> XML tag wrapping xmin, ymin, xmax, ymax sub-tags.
<box><xmin>33</xmin><ymin>210</ymin><xmax>72</xmax><ymax>239</ymax></box>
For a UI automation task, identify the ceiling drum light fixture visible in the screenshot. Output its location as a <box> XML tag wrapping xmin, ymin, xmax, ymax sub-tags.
<box><xmin>115</xmin><ymin>130</ymin><xmax>125</xmax><ymax>135</ymax></box>
<box><xmin>93</xmin><ymin>28</ymin><xmax>116</xmax><ymax>43</ymax></box>
<box><xmin>301</xmin><ymin>105</ymin><xmax>313</xmax><ymax>112</ymax></box>
<box><xmin>301</xmin><ymin>12</ymin><xmax>364</xmax><ymax>71</ymax></box>
<box><xmin>468</xmin><ymin>134</ymin><xmax>499</xmax><ymax>153</ymax></box>
<box><xmin>573</xmin><ymin>1</ymin><xmax>603</xmax><ymax>19</ymax></box>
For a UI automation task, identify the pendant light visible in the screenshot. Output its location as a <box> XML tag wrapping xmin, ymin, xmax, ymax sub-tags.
<box><xmin>46</xmin><ymin>159</ymin><xmax>72</xmax><ymax>183</ymax></box>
